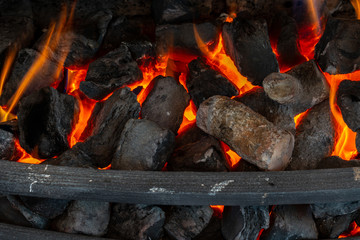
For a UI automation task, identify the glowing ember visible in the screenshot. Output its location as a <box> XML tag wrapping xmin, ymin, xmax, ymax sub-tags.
<box><xmin>294</xmin><ymin>109</ymin><xmax>310</xmax><ymax>128</ymax></box>
<box><xmin>220</xmin><ymin>142</ymin><xmax>241</xmax><ymax>169</ymax></box>
<box><xmin>177</xmin><ymin>100</ymin><xmax>197</xmax><ymax>135</ymax></box>
<box><xmin>14</xmin><ymin>140</ymin><xmax>44</xmax><ymax>164</ymax></box>
<box><xmin>351</xmin><ymin>0</ymin><xmax>360</xmax><ymax>19</ymax></box>
<box><xmin>323</xmin><ymin>70</ymin><xmax>360</xmax><ymax>160</ymax></box>
<box><xmin>210</xmin><ymin>205</ymin><xmax>225</xmax><ymax>218</ymax></box>
<box><xmin>339</xmin><ymin>221</ymin><xmax>360</xmax><ymax>238</ymax></box>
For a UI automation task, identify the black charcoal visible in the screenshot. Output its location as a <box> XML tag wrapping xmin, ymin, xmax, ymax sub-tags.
<box><xmin>0</xmin><ymin>128</ymin><xmax>15</xmax><ymax>160</ymax></box>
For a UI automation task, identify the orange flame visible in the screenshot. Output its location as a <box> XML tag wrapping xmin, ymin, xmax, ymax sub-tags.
<box><xmin>294</xmin><ymin>109</ymin><xmax>310</xmax><ymax>128</ymax></box>
<box><xmin>0</xmin><ymin>46</ymin><xmax>18</xmax><ymax>97</ymax></box>
<box><xmin>351</xmin><ymin>0</ymin><xmax>360</xmax><ymax>19</ymax></box>
<box><xmin>210</xmin><ymin>205</ymin><xmax>225</xmax><ymax>218</ymax></box>
<box><xmin>220</xmin><ymin>142</ymin><xmax>241</xmax><ymax>168</ymax></box>
<box><xmin>339</xmin><ymin>221</ymin><xmax>360</xmax><ymax>238</ymax></box>
<box><xmin>323</xmin><ymin>70</ymin><xmax>360</xmax><ymax>160</ymax></box>
<box><xmin>14</xmin><ymin>139</ymin><xmax>44</xmax><ymax>164</ymax></box>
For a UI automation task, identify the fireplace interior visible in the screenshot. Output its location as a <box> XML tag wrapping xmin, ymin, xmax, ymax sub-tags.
<box><xmin>1</xmin><ymin>0</ymin><xmax>360</xmax><ymax>239</ymax></box>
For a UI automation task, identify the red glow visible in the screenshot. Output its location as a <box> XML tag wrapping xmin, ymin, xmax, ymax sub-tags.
<box><xmin>339</xmin><ymin>221</ymin><xmax>360</xmax><ymax>238</ymax></box>
<box><xmin>210</xmin><ymin>205</ymin><xmax>224</xmax><ymax>218</ymax></box>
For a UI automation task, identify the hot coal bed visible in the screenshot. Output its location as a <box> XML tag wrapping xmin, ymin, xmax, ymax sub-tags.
<box><xmin>1</xmin><ymin>0</ymin><xmax>360</xmax><ymax>239</ymax></box>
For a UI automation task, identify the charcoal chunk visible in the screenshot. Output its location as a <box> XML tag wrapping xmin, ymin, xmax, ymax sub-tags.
<box><xmin>107</xmin><ymin>204</ymin><xmax>165</xmax><ymax>240</ymax></box>
<box><xmin>156</xmin><ymin>22</ymin><xmax>219</xmax><ymax>57</ymax></box>
<box><xmin>0</xmin><ymin>128</ymin><xmax>15</xmax><ymax>160</ymax></box>
<box><xmin>187</xmin><ymin>58</ymin><xmax>239</xmax><ymax>108</ymax></box>
<box><xmin>311</xmin><ymin>202</ymin><xmax>360</xmax><ymax>219</ymax></box>
<box><xmin>195</xmin><ymin>217</ymin><xmax>224</xmax><ymax>240</ymax></box>
<box><xmin>169</xmin><ymin>123</ymin><xmax>228</xmax><ymax>172</ymax></box>
<box><xmin>317</xmin><ymin>156</ymin><xmax>360</xmax><ymax>169</ymax></box>
<box><xmin>0</xmin><ymin>49</ymin><xmax>63</xmax><ymax>105</ymax></box>
<box><xmin>152</xmin><ymin>0</ymin><xmax>213</xmax><ymax>24</ymax></box>
<box><xmin>142</xmin><ymin>76</ymin><xmax>189</xmax><ymax>133</ymax></box>
<box><xmin>261</xmin><ymin>205</ymin><xmax>318</xmax><ymax>240</ymax></box>
<box><xmin>221</xmin><ymin>206</ymin><xmax>269</xmax><ymax>240</ymax></box>
<box><xmin>164</xmin><ymin>206</ymin><xmax>213</xmax><ymax>240</ymax></box>
<box><xmin>287</xmin><ymin>100</ymin><xmax>335</xmax><ymax>170</ymax></box>
<box><xmin>80</xmin><ymin>45</ymin><xmax>142</xmax><ymax>100</ymax></box>
<box><xmin>112</xmin><ymin>119</ymin><xmax>175</xmax><ymax>171</ymax></box>
<box><xmin>0</xmin><ymin>197</ymin><xmax>32</xmax><ymax>227</ymax></box>
<box><xmin>315</xmin><ymin>17</ymin><xmax>360</xmax><ymax>74</ymax></box>
<box><xmin>337</xmin><ymin>80</ymin><xmax>360</xmax><ymax>132</ymax></box>
<box><xmin>52</xmin><ymin>200</ymin><xmax>110</xmax><ymax>236</ymax></box>
<box><xmin>17</xmin><ymin>87</ymin><xmax>78</xmax><ymax>159</ymax></box>
<box><xmin>222</xmin><ymin>13</ymin><xmax>279</xmax><ymax>85</ymax></box>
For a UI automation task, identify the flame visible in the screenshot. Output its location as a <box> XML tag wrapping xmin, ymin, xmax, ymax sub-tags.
<box><xmin>225</xmin><ymin>13</ymin><xmax>236</xmax><ymax>23</ymax></box>
<box><xmin>14</xmin><ymin>139</ymin><xmax>44</xmax><ymax>164</ymax></box>
<box><xmin>0</xmin><ymin>46</ymin><xmax>18</xmax><ymax>97</ymax></box>
<box><xmin>351</xmin><ymin>0</ymin><xmax>360</xmax><ymax>19</ymax></box>
<box><xmin>210</xmin><ymin>205</ymin><xmax>224</xmax><ymax>218</ymax></box>
<box><xmin>177</xmin><ymin>100</ymin><xmax>197</xmax><ymax>135</ymax></box>
<box><xmin>339</xmin><ymin>221</ymin><xmax>360</xmax><ymax>238</ymax></box>
<box><xmin>220</xmin><ymin>142</ymin><xmax>241</xmax><ymax>168</ymax></box>
<box><xmin>294</xmin><ymin>109</ymin><xmax>310</xmax><ymax>127</ymax></box>
<box><xmin>2</xmin><ymin>4</ymin><xmax>76</xmax><ymax>122</ymax></box>
<box><xmin>323</xmin><ymin>70</ymin><xmax>360</xmax><ymax>160</ymax></box>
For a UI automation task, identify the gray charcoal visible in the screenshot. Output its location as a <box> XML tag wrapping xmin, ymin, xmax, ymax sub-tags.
<box><xmin>235</xmin><ymin>88</ymin><xmax>295</xmax><ymax>133</ymax></box>
<box><xmin>112</xmin><ymin>119</ymin><xmax>175</xmax><ymax>171</ymax></box>
<box><xmin>165</xmin><ymin>206</ymin><xmax>213</xmax><ymax>240</ymax></box>
<box><xmin>152</xmin><ymin>0</ymin><xmax>213</xmax><ymax>24</ymax></box>
<box><xmin>35</xmin><ymin>10</ymin><xmax>112</xmax><ymax>69</ymax></box>
<box><xmin>287</xmin><ymin>100</ymin><xmax>335</xmax><ymax>170</ymax></box>
<box><xmin>222</xmin><ymin>12</ymin><xmax>279</xmax><ymax>85</ymax></box>
<box><xmin>0</xmin><ymin>49</ymin><xmax>63</xmax><ymax>105</ymax></box>
<box><xmin>53</xmin><ymin>200</ymin><xmax>110</xmax><ymax>236</ymax></box>
<box><xmin>315</xmin><ymin>17</ymin><xmax>360</xmax><ymax>74</ymax></box>
<box><xmin>197</xmin><ymin>95</ymin><xmax>294</xmax><ymax>171</ymax></box>
<box><xmin>315</xmin><ymin>212</ymin><xmax>359</xmax><ymax>239</ymax></box>
<box><xmin>125</xmin><ymin>41</ymin><xmax>156</xmax><ymax>61</ymax></box>
<box><xmin>107</xmin><ymin>204</ymin><xmax>165</xmax><ymax>240</ymax></box>
<box><xmin>19</xmin><ymin>196</ymin><xmax>69</xmax><ymax>220</ymax></box>
<box><xmin>195</xmin><ymin>217</ymin><xmax>224</xmax><ymax>240</ymax></box>
<box><xmin>80</xmin><ymin>44</ymin><xmax>142</xmax><ymax>100</ymax></box>
<box><xmin>263</xmin><ymin>60</ymin><xmax>329</xmax><ymax>115</ymax></box>
<box><xmin>317</xmin><ymin>156</ymin><xmax>360</xmax><ymax>169</ymax></box>
<box><xmin>142</xmin><ymin>76</ymin><xmax>189</xmax><ymax>133</ymax></box>
<box><xmin>261</xmin><ymin>205</ymin><xmax>318</xmax><ymax>240</ymax></box>
<box><xmin>169</xmin><ymin>123</ymin><xmax>228</xmax><ymax>172</ymax></box>
<box><xmin>0</xmin><ymin>197</ymin><xmax>32</xmax><ymax>227</ymax></box>
<box><xmin>0</xmin><ymin>128</ymin><xmax>15</xmax><ymax>160</ymax></box>
<box><xmin>222</xmin><ymin>206</ymin><xmax>269</xmax><ymax>240</ymax></box>
<box><xmin>17</xmin><ymin>87</ymin><xmax>78</xmax><ymax>159</ymax></box>
<box><xmin>337</xmin><ymin>80</ymin><xmax>360</xmax><ymax>132</ymax></box>
<box><xmin>7</xmin><ymin>195</ymin><xmax>48</xmax><ymax>229</ymax></box>
<box><xmin>311</xmin><ymin>202</ymin><xmax>360</xmax><ymax>219</ymax></box>
<box><xmin>187</xmin><ymin>58</ymin><xmax>239</xmax><ymax>108</ymax></box>
<box><xmin>156</xmin><ymin>22</ymin><xmax>219</xmax><ymax>57</ymax></box>
<box><xmin>357</xmin><ymin>132</ymin><xmax>360</xmax><ymax>153</ymax></box>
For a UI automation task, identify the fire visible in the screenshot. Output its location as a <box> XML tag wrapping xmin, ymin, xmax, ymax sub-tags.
<box><xmin>339</xmin><ymin>221</ymin><xmax>360</xmax><ymax>238</ymax></box>
<box><xmin>210</xmin><ymin>205</ymin><xmax>225</xmax><ymax>218</ymax></box>
<box><xmin>14</xmin><ymin>139</ymin><xmax>44</xmax><ymax>164</ymax></box>
<box><xmin>351</xmin><ymin>0</ymin><xmax>360</xmax><ymax>19</ymax></box>
<box><xmin>0</xmin><ymin>46</ymin><xmax>18</xmax><ymax>97</ymax></box>
<box><xmin>294</xmin><ymin>109</ymin><xmax>310</xmax><ymax>127</ymax></box>
<box><xmin>323</xmin><ymin>71</ymin><xmax>360</xmax><ymax>160</ymax></box>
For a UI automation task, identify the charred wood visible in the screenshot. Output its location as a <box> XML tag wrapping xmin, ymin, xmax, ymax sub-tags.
<box><xmin>112</xmin><ymin>119</ymin><xmax>175</xmax><ymax>171</ymax></box>
<box><xmin>17</xmin><ymin>87</ymin><xmax>78</xmax><ymax>159</ymax></box>
<box><xmin>0</xmin><ymin>49</ymin><xmax>63</xmax><ymax>106</ymax></box>
<box><xmin>164</xmin><ymin>206</ymin><xmax>213</xmax><ymax>240</ymax></box>
<box><xmin>107</xmin><ymin>204</ymin><xmax>165</xmax><ymax>240</ymax></box>
<box><xmin>52</xmin><ymin>200</ymin><xmax>110</xmax><ymax>236</ymax></box>
<box><xmin>187</xmin><ymin>57</ymin><xmax>239</xmax><ymax>108</ymax></box>
<box><xmin>221</xmin><ymin>206</ymin><xmax>269</xmax><ymax>240</ymax></box>
<box><xmin>287</xmin><ymin>100</ymin><xmax>335</xmax><ymax>170</ymax></box>
<box><xmin>222</xmin><ymin>12</ymin><xmax>279</xmax><ymax>86</ymax></box>
<box><xmin>315</xmin><ymin>17</ymin><xmax>360</xmax><ymax>74</ymax></box>
<box><xmin>142</xmin><ymin>76</ymin><xmax>189</xmax><ymax>134</ymax></box>
<box><xmin>261</xmin><ymin>205</ymin><xmax>318</xmax><ymax>240</ymax></box>
<box><xmin>337</xmin><ymin>80</ymin><xmax>360</xmax><ymax>132</ymax></box>
<box><xmin>80</xmin><ymin>44</ymin><xmax>142</xmax><ymax>100</ymax></box>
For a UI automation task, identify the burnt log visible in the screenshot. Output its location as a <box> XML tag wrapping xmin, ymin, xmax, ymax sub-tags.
<box><xmin>0</xmin><ymin>49</ymin><xmax>64</xmax><ymax>106</ymax></box>
<box><xmin>221</xmin><ymin>206</ymin><xmax>269</xmax><ymax>240</ymax></box>
<box><xmin>156</xmin><ymin>22</ymin><xmax>219</xmax><ymax>58</ymax></box>
<box><xmin>261</xmin><ymin>205</ymin><xmax>318</xmax><ymax>240</ymax></box>
<box><xmin>0</xmin><ymin>129</ymin><xmax>15</xmax><ymax>160</ymax></box>
<box><xmin>315</xmin><ymin>17</ymin><xmax>360</xmax><ymax>74</ymax></box>
<box><xmin>222</xmin><ymin>12</ymin><xmax>279</xmax><ymax>86</ymax></box>
<box><xmin>80</xmin><ymin>44</ymin><xmax>142</xmax><ymax>100</ymax></box>
<box><xmin>112</xmin><ymin>119</ymin><xmax>175</xmax><ymax>171</ymax></box>
<box><xmin>17</xmin><ymin>87</ymin><xmax>78</xmax><ymax>159</ymax></box>
<box><xmin>164</xmin><ymin>206</ymin><xmax>213</xmax><ymax>240</ymax></box>
<box><xmin>187</xmin><ymin>57</ymin><xmax>239</xmax><ymax>108</ymax></box>
<box><xmin>52</xmin><ymin>200</ymin><xmax>110</xmax><ymax>236</ymax></box>
<box><xmin>263</xmin><ymin>60</ymin><xmax>329</xmax><ymax>114</ymax></box>
<box><xmin>169</xmin><ymin>123</ymin><xmax>228</xmax><ymax>172</ymax></box>
<box><xmin>48</xmin><ymin>87</ymin><xmax>140</xmax><ymax>168</ymax></box>
<box><xmin>337</xmin><ymin>80</ymin><xmax>360</xmax><ymax>132</ymax></box>
<box><xmin>235</xmin><ymin>88</ymin><xmax>295</xmax><ymax>132</ymax></box>
<box><xmin>197</xmin><ymin>95</ymin><xmax>294</xmax><ymax>171</ymax></box>
<box><xmin>287</xmin><ymin>100</ymin><xmax>335</xmax><ymax>170</ymax></box>
<box><xmin>142</xmin><ymin>76</ymin><xmax>189</xmax><ymax>134</ymax></box>
<box><xmin>107</xmin><ymin>204</ymin><xmax>165</xmax><ymax>240</ymax></box>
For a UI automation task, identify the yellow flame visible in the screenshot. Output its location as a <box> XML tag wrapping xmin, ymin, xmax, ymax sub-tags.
<box><xmin>351</xmin><ymin>0</ymin><xmax>360</xmax><ymax>19</ymax></box>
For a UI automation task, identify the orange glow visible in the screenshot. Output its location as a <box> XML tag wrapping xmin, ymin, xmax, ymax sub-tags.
<box><xmin>0</xmin><ymin>46</ymin><xmax>18</xmax><ymax>97</ymax></box>
<box><xmin>66</xmin><ymin>68</ymin><xmax>97</xmax><ymax>147</ymax></box>
<box><xmin>294</xmin><ymin>109</ymin><xmax>310</xmax><ymax>128</ymax></box>
<box><xmin>256</xmin><ymin>228</ymin><xmax>265</xmax><ymax>240</ymax></box>
<box><xmin>14</xmin><ymin>139</ymin><xmax>44</xmax><ymax>164</ymax></box>
<box><xmin>220</xmin><ymin>142</ymin><xmax>241</xmax><ymax>168</ymax></box>
<box><xmin>210</xmin><ymin>205</ymin><xmax>224</xmax><ymax>218</ymax></box>
<box><xmin>339</xmin><ymin>221</ymin><xmax>360</xmax><ymax>238</ymax></box>
<box><xmin>351</xmin><ymin>0</ymin><xmax>360</xmax><ymax>19</ymax></box>
<box><xmin>177</xmin><ymin>100</ymin><xmax>197</xmax><ymax>135</ymax></box>
<box><xmin>225</xmin><ymin>13</ymin><xmax>236</xmax><ymax>23</ymax></box>
<box><xmin>2</xmin><ymin>4</ymin><xmax>76</xmax><ymax>122</ymax></box>
<box><xmin>323</xmin><ymin>70</ymin><xmax>360</xmax><ymax>160</ymax></box>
